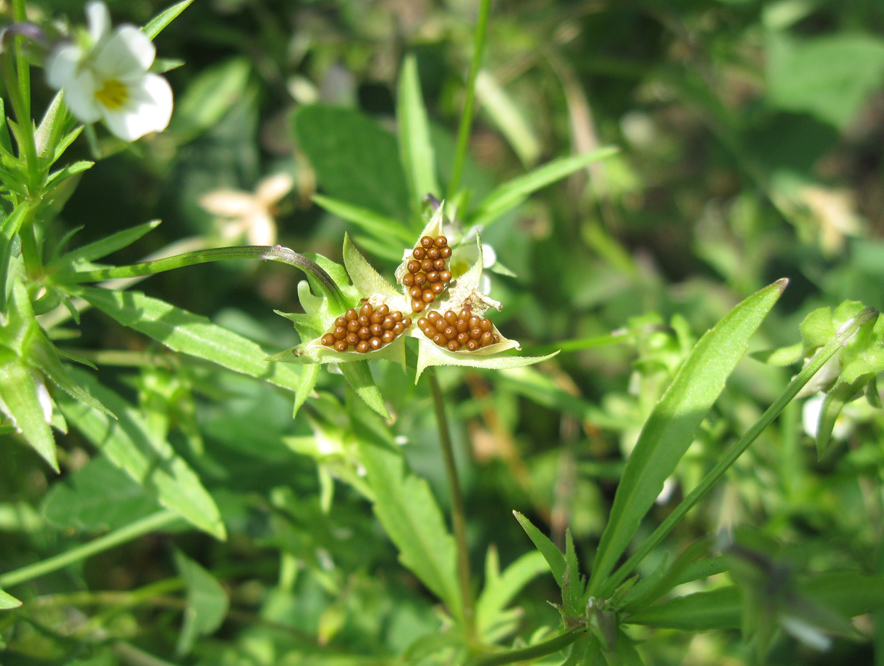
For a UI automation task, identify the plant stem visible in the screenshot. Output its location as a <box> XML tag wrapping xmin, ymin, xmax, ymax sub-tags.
<box><xmin>465</xmin><ymin>627</ymin><xmax>589</xmax><ymax>666</ymax></box>
<box><xmin>427</xmin><ymin>368</ymin><xmax>475</xmax><ymax>640</ymax></box>
<box><xmin>55</xmin><ymin>244</ymin><xmax>345</xmax><ymax>311</ymax></box>
<box><xmin>0</xmin><ymin>510</ymin><xmax>180</xmax><ymax>589</ymax></box>
<box><xmin>599</xmin><ymin>307</ymin><xmax>879</xmax><ymax>598</ymax></box>
<box><xmin>447</xmin><ymin>0</ymin><xmax>492</xmax><ymax>200</ymax></box>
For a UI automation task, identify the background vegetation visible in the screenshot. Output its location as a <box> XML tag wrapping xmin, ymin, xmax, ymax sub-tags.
<box><xmin>2</xmin><ymin>0</ymin><xmax>884</xmax><ymax>664</ymax></box>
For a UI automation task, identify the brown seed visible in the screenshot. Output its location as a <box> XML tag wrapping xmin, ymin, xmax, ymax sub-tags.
<box><xmin>456</xmin><ymin>319</ymin><xmax>469</xmax><ymax>333</ymax></box>
<box><xmin>433</xmin><ymin>333</ymin><xmax>447</xmax><ymax>346</ymax></box>
<box><xmin>346</xmin><ymin>333</ymin><xmax>359</xmax><ymax>345</ymax></box>
<box><xmin>457</xmin><ymin>332</ymin><xmax>470</xmax><ymax>344</ymax></box>
<box><xmin>390</xmin><ymin>311</ymin><xmax>403</xmax><ymax>322</ymax></box>
<box><xmin>393</xmin><ymin>322</ymin><xmax>405</xmax><ymax>335</ymax></box>
<box><xmin>357</xmin><ymin>315</ymin><xmax>369</xmax><ymax>327</ymax></box>
<box><xmin>412</xmin><ymin>247</ymin><xmax>426</xmax><ymax>260</ymax></box>
<box><xmin>358</xmin><ymin>327</ymin><xmax>371</xmax><ymax>340</ymax></box>
<box><xmin>347</xmin><ymin>320</ymin><xmax>360</xmax><ymax>333</ymax></box>
<box><xmin>422</xmin><ymin>290</ymin><xmax>436</xmax><ymax>303</ymax></box>
<box><xmin>376</xmin><ymin>304</ymin><xmax>389</xmax><ymax>317</ymax></box>
<box><xmin>370</xmin><ymin>324</ymin><xmax>384</xmax><ymax>336</ymax></box>
<box><xmin>431</xmin><ymin>282</ymin><xmax>445</xmax><ymax>294</ymax></box>
<box><xmin>369</xmin><ymin>313</ymin><xmax>382</xmax><ymax>325</ymax></box>
<box><xmin>481</xmin><ymin>318</ymin><xmax>493</xmax><ymax>332</ymax></box>
<box><xmin>382</xmin><ymin>330</ymin><xmax>395</xmax><ymax>343</ymax></box>
<box><xmin>428</xmin><ymin>311</ymin><xmax>443</xmax><ymax>324</ymax></box>
<box><xmin>334</xmin><ymin>328</ymin><xmax>347</xmax><ymax>340</ymax></box>
<box><xmin>382</xmin><ymin>318</ymin><xmax>396</xmax><ymax>330</ymax></box>
<box><xmin>369</xmin><ymin>337</ymin><xmax>383</xmax><ymax>350</ymax></box>
<box><xmin>334</xmin><ymin>340</ymin><xmax>349</xmax><ymax>352</ymax></box>
<box><xmin>445</xmin><ymin>311</ymin><xmax>458</xmax><ymax>326</ymax></box>
<box><xmin>447</xmin><ymin>340</ymin><xmax>461</xmax><ymax>351</ymax></box>
<box><xmin>356</xmin><ymin>340</ymin><xmax>371</xmax><ymax>353</ymax></box>
<box><xmin>321</xmin><ymin>333</ymin><xmax>335</xmax><ymax>346</ymax></box>
<box><xmin>439</xmin><ymin>270</ymin><xmax>452</xmax><ymax>283</ymax></box>
<box><xmin>434</xmin><ymin>235</ymin><xmax>448</xmax><ymax>248</ymax></box>
<box><xmin>410</xmin><ymin>286</ymin><xmax>423</xmax><ymax>299</ymax></box>
<box><xmin>466</xmin><ymin>339</ymin><xmax>479</xmax><ymax>351</ymax></box>
<box><xmin>421</xmin><ymin>259</ymin><xmax>434</xmax><ymax>272</ymax></box>
<box><xmin>492</xmin><ymin>334</ymin><xmax>500</xmax><ymax>343</ymax></box>
<box><xmin>480</xmin><ymin>332</ymin><xmax>494</xmax><ymax>347</ymax></box>
<box><xmin>443</xmin><ymin>326</ymin><xmax>457</xmax><ymax>339</ymax></box>
<box><xmin>345</xmin><ymin>308</ymin><xmax>358</xmax><ymax>320</ymax></box>
<box><xmin>426</xmin><ymin>271</ymin><xmax>439</xmax><ymax>283</ymax></box>
<box><xmin>414</xmin><ymin>272</ymin><xmax>427</xmax><ymax>287</ymax></box>
<box><xmin>412</xmin><ymin>299</ymin><xmax>425</xmax><ymax>312</ymax></box>
<box><xmin>427</xmin><ymin>247</ymin><xmax>440</xmax><ymax>260</ymax></box>
<box><xmin>335</xmin><ymin>317</ymin><xmax>347</xmax><ymax>328</ymax></box>
<box><xmin>471</xmin><ymin>327</ymin><xmax>483</xmax><ymax>340</ymax></box>
<box><xmin>421</xmin><ymin>236</ymin><xmax>434</xmax><ymax>248</ymax></box>
<box><xmin>360</xmin><ymin>303</ymin><xmax>373</xmax><ymax>317</ymax></box>
<box><xmin>402</xmin><ymin>317</ymin><xmax>412</xmax><ymax>327</ymax></box>
<box><xmin>403</xmin><ymin>273</ymin><xmax>415</xmax><ymax>287</ymax></box>
<box><xmin>469</xmin><ymin>316</ymin><xmax>481</xmax><ymax>329</ymax></box>
<box><xmin>433</xmin><ymin>258</ymin><xmax>446</xmax><ymax>271</ymax></box>
<box><xmin>440</xmin><ymin>246</ymin><xmax>452</xmax><ymax>258</ymax></box>
<box><xmin>407</xmin><ymin>260</ymin><xmax>421</xmax><ymax>273</ymax></box>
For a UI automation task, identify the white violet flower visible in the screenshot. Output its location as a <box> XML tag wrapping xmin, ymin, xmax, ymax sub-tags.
<box><xmin>46</xmin><ymin>1</ymin><xmax>173</xmax><ymax>141</ymax></box>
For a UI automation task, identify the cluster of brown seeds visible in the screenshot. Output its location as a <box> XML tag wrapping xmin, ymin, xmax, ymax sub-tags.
<box><xmin>417</xmin><ymin>306</ymin><xmax>501</xmax><ymax>352</ymax></box>
<box><xmin>320</xmin><ymin>302</ymin><xmax>412</xmax><ymax>353</ymax></box>
<box><xmin>402</xmin><ymin>235</ymin><xmax>452</xmax><ymax>313</ymax></box>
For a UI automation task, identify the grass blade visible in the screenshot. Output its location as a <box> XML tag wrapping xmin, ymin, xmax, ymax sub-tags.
<box><xmin>398</xmin><ymin>55</ymin><xmax>441</xmax><ymax>213</ymax></box>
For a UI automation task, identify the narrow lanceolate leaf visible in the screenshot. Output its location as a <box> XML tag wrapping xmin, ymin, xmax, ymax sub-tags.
<box><xmin>313</xmin><ymin>194</ymin><xmax>413</xmax><ymax>244</ymax></box>
<box><xmin>48</xmin><ymin>220</ymin><xmax>162</xmax><ymax>273</ymax></box>
<box><xmin>0</xmin><ymin>358</ymin><xmax>58</xmax><ymax>472</ymax></box>
<box><xmin>73</xmin><ymin>286</ymin><xmax>303</xmax><ymax>392</ymax></box>
<box><xmin>57</xmin><ymin>371</ymin><xmax>226</xmax><ymax>540</ymax></box>
<box><xmin>339</xmin><ymin>362</ymin><xmax>391</xmax><ymax>421</ymax></box>
<box><xmin>513</xmin><ymin>511</ymin><xmax>566</xmax><ymax>589</ymax></box>
<box><xmin>0</xmin><ymin>588</ymin><xmax>21</xmax><ymax>610</ymax></box>
<box><xmin>398</xmin><ymin>55</ymin><xmax>441</xmax><ymax>213</ymax></box>
<box><xmin>468</xmin><ymin>147</ymin><xmax>619</xmax><ymax>229</ymax></box>
<box><xmin>355</xmin><ymin>426</ymin><xmax>461</xmax><ymax>619</ymax></box>
<box><xmin>588</xmin><ymin>280</ymin><xmax>787</xmax><ymax>597</ymax></box>
<box><xmin>142</xmin><ymin>0</ymin><xmax>194</xmax><ymax>39</ymax></box>
<box><xmin>476</xmin><ymin>549</ymin><xmax>548</xmax><ymax>641</ymax></box>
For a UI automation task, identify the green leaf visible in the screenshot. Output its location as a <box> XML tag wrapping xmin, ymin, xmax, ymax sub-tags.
<box><xmin>293</xmin><ymin>361</ymin><xmax>320</xmax><ymax>419</ymax></box>
<box><xmin>142</xmin><ymin>0</ymin><xmax>194</xmax><ymax>40</ymax></box>
<box><xmin>57</xmin><ymin>371</ymin><xmax>226</xmax><ymax>540</ymax></box>
<box><xmin>43</xmin><ymin>456</ymin><xmax>161</xmax><ymax>532</ymax></box>
<box><xmin>766</xmin><ymin>31</ymin><xmax>884</xmax><ymax>129</ymax></box>
<box><xmin>313</xmin><ymin>194</ymin><xmax>413</xmax><ymax>244</ymax></box>
<box><xmin>339</xmin><ymin>361</ymin><xmax>390</xmax><ymax>420</ymax></box>
<box><xmin>398</xmin><ymin>55</ymin><xmax>441</xmax><ymax>212</ymax></box>
<box><xmin>513</xmin><ymin>511</ymin><xmax>566</xmax><ymax>589</ymax></box>
<box><xmin>475</xmin><ymin>69</ymin><xmax>541</xmax><ymax>167</ymax></box>
<box><xmin>72</xmin><ymin>286</ymin><xmax>304</xmax><ymax>392</ymax></box>
<box><xmin>475</xmin><ymin>548</ymin><xmax>548</xmax><ymax>641</ymax></box>
<box><xmin>588</xmin><ymin>280</ymin><xmax>787</xmax><ymax>597</ymax></box>
<box><xmin>0</xmin><ymin>98</ymin><xmax>12</xmax><ymax>155</ymax></box>
<box><xmin>0</xmin><ymin>358</ymin><xmax>58</xmax><ymax>471</ymax></box>
<box><xmin>354</xmin><ymin>419</ymin><xmax>461</xmax><ymax>619</ymax></box>
<box><xmin>170</xmin><ymin>58</ymin><xmax>252</xmax><ymax>140</ymax></box>
<box><xmin>293</xmin><ymin>105</ymin><xmax>411</xmax><ymax>223</ymax></box>
<box><xmin>174</xmin><ymin>550</ymin><xmax>229</xmax><ymax>656</ymax></box>
<box><xmin>49</xmin><ymin>221</ymin><xmax>162</xmax><ymax>272</ymax></box>
<box><xmin>468</xmin><ymin>147</ymin><xmax>619</xmax><ymax>229</ymax></box>
<box><xmin>44</xmin><ymin>160</ymin><xmax>94</xmax><ymax>193</ymax></box>
<box><xmin>342</xmin><ymin>233</ymin><xmax>402</xmax><ymax>301</ymax></box>
<box><xmin>0</xmin><ymin>588</ymin><xmax>21</xmax><ymax>610</ymax></box>
<box><xmin>415</xmin><ymin>343</ymin><xmax>559</xmax><ymax>383</ymax></box>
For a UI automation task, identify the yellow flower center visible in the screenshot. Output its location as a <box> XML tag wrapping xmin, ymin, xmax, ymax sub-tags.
<box><xmin>95</xmin><ymin>79</ymin><xmax>129</xmax><ymax>111</ymax></box>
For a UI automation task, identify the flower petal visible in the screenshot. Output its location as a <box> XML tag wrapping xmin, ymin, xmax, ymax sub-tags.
<box><xmin>93</xmin><ymin>26</ymin><xmax>155</xmax><ymax>78</ymax></box>
<box><xmin>102</xmin><ymin>73</ymin><xmax>172</xmax><ymax>140</ymax></box>
<box><xmin>86</xmin><ymin>1</ymin><xmax>111</xmax><ymax>44</ymax></box>
<box><xmin>255</xmin><ymin>173</ymin><xmax>294</xmax><ymax>205</ymax></box>
<box><xmin>63</xmin><ymin>70</ymin><xmax>104</xmax><ymax>123</ymax></box>
<box><xmin>46</xmin><ymin>44</ymin><xmax>83</xmax><ymax>89</ymax></box>
<box><xmin>199</xmin><ymin>190</ymin><xmax>258</xmax><ymax>217</ymax></box>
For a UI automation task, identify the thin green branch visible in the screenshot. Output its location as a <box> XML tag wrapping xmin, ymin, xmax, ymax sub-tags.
<box><xmin>447</xmin><ymin>0</ymin><xmax>492</xmax><ymax>200</ymax></box>
<box><xmin>465</xmin><ymin>628</ymin><xmax>589</xmax><ymax>666</ymax></box>
<box><xmin>0</xmin><ymin>510</ymin><xmax>180</xmax><ymax>589</ymax></box>
<box><xmin>427</xmin><ymin>368</ymin><xmax>475</xmax><ymax>641</ymax></box>
<box><xmin>56</xmin><ymin>244</ymin><xmax>344</xmax><ymax>311</ymax></box>
<box><xmin>600</xmin><ymin>307</ymin><xmax>880</xmax><ymax>598</ymax></box>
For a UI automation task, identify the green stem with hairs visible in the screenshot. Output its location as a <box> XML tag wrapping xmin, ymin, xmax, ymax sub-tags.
<box><xmin>0</xmin><ymin>510</ymin><xmax>180</xmax><ymax>589</ymax></box>
<box><xmin>598</xmin><ymin>307</ymin><xmax>880</xmax><ymax>599</ymax></box>
<box><xmin>447</xmin><ymin>0</ymin><xmax>492</xmax><ymax>200</ymax></box>
<box><xmin>427</xmin><ymin>368</ymin><xmax>475</xmax><ymax>641</ymax></box>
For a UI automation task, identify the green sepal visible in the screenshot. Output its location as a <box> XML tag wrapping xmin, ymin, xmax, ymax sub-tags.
<box><xmin>0</xmin><ymin>588</ymin><xmax>22</xmax><ymax>610</ymax></box>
